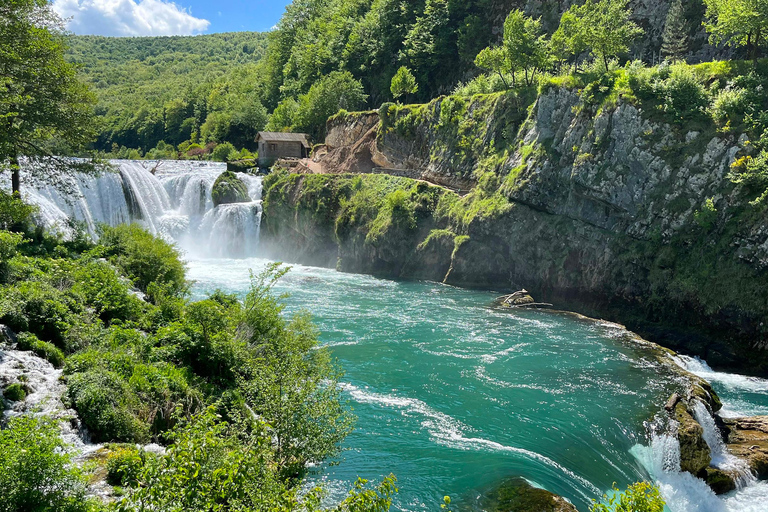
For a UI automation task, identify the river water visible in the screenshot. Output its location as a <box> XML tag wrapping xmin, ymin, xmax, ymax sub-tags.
<box><xmin>9</xmin><ymin>160</ymin><xmax>768</xmax><ymax>511</ymax></box>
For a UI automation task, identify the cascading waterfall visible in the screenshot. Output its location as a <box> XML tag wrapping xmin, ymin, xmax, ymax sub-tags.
<box><xmin>692</xmin><ymin>401</ymin><xmax>756</xmax><ymax>489</ymax></box>
<box><xmin>10</xmin><ymin>159</ymin><xmax>263</xmax><ymax>258</ymax></box>
<box><xmin>630</xmin><ymin>389</ymin><xmax>768</xmax><ymax>511</ymax></box>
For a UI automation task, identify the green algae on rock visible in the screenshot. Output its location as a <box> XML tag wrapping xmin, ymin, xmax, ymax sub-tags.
<box><xmin>481</xmin><ymin>477</ymin><xmax>577</xmax><ymax>512</ymax></box>
<box><xmin>211</xmin><ymin>171</ymin><xmax>250</xmax><ymax>207</ymax></box>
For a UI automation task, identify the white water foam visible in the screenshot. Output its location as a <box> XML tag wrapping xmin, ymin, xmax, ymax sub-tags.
<box><xmin>12</xmin><ymin>160</ymin><xmax>263</xmax><ymax>259</ymax></box>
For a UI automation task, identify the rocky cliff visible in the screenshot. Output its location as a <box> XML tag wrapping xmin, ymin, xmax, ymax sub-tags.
<box><xmin>261</xmin><ymin>65</ymin><xmax>768</xmax><ymax>375</ymax></box>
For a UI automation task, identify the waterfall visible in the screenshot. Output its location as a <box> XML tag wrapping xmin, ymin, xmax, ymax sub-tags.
<box><xmin>691</xmin><ymin>401</ymin><xmax>756</xmax><ymax>489</ymax></box>
<box><xmin>11</xmin><ymin>159</ymin><xmax>263</xmax><ymax>259</ymax></box>
<box><xmin>630</xmin><ymin>407</ymin><xmax>767</xmax><ymax>511</ymax></box>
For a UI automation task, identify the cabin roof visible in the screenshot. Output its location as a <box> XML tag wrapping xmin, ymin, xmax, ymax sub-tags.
<box><xmin>256</xmin><ymin>131</ymin><xmax>310</xmax><ymax>147</ymax></box>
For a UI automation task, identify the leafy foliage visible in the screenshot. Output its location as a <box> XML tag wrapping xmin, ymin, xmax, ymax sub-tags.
<box><xmin>67</xmin><ymin>33</ymin><xmax>268</xmax><ymax>153</ymax></box>
<box><xmin>98</xmin><ymin>224</ymin><xmax>188</xmax><ymax>299</ymax></box>
<box><xmin>0</xmin><ymin>416</ymin><xmax>94</xmax><ymax>512</ymax></box>
<box><xmin>390</xmin><ymin>66</ymin><xmax>419</xmax><ymax>101</ymax></box>
<box><xmin>0</xmin><ymin>0</ymin><xmax>101</xmax><ymax>193</ymax></box>
<box><xmin>704</xmin><ymin>0</ymin><xmax>768</xmax><ymax>60</ymax></box>
<box><xmin>590</xmin><ymin>482</ymin><xmax>665</xmax><ymax>512</ymax></box>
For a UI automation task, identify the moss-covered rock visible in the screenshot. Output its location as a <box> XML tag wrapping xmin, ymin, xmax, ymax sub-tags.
<box><xmin>704</xmin><ymin>467</ymin><xmax>736</xmax><ymax>494</ymax></box>
<box><xmin>211</xmin><ymin>171</ymin><xmax>249</xmax><ymax>207</ymax></box>
<box><xmin>226</xmin><ymin>160</ymin><xmax>257</xmax><ymax>173</ymax></box>
<box><xmin>674</xmin><ymin>402</ymin><xmax>711</xmax><ymax>475</ymax></box>
<box><xmin>3</xmin><ymin>383</ymin><xmax>28</xmax><ymax>402</ymax></box>
<box><xmin>482</xmin><ymin>477</ymin><xmax>577</xmax><ymax>512</ymax></box>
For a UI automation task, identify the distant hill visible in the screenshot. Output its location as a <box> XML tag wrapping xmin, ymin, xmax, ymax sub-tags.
<box><xmin>66</xmin><ymin>32</ymin><xmax>268</xmax><ymax>152</ymax></box>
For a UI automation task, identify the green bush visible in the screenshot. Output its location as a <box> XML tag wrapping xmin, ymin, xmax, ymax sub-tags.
<box><xmin>0</xmin><ymin>416</ymin><xmax>93</xmax><ymax>512</ymax></box>
<box><xmin>98</xmin><ymin>224</ymin><xmax>188</xmax><ymax>299</ymax></box>
<box><xmin>211</xmin><ymin>142</ymin><xmax>237</xmax><ymax>162</ymax></box>
<box><xmin>112</xmin><ymin>409</ymin><xmax>295</xmax><ymax>512</ymax></box>
<box><xmin>711</xmin><ymin>87</ymin><xmax>749</xmax><ymax>126</ymax></box>
<box><xmin>590</xmin><ymin>481</ymin><xmax>665</xmax><ymax>512</ymax></box>
<box><xmin>3</xmin><ymin>383</ymin><xmax>28</xmax><ymax>402</ymax></box>
<box><xmin>65</xmin><ymin>370</ymin><xmax>149</xmax><ymax>443</ymax></box>
<box><xmin>0</xmin><ymin>281</ymin><xmax>79</xmax><ymax>348</ymax></box>
<box><xmin>657</xmin><ymin>65</ymin><xmax>709</xmax><ymax>122</ymax></box>
<box><xmin>0</xmin><ymin>191</ymin><xmax>37</xmax><ymax>231</ymax></box>
<box><xmin>106</xmin><ymin>445</ymin><xmax>149</xmax><ymax>487</ymax></box>
<box><xmin>70</xmin><ymin>260</ymin><xmax>142</xmax><ymax>323</ymax></box>
<box><xmin>17</xmin><ymin>332</ymin><xmax>65</xmax><ymax>368</ymax></box>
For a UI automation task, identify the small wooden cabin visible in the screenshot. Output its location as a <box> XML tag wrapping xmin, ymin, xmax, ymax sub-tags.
<box><xmin>256</xmin><ymin>131</ymin><xmax>310</xmax><ymax>167</ymax></box>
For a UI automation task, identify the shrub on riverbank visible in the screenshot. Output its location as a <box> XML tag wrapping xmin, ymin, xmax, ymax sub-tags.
<box><xmin>0</xmin><ymin>216</ymin><xmax>367</xmax><ymax>508</ymax></box>
<box><xmin>0</xmin><ymin>416</ymin><xmax>94</xmax><ymax>512</ymax></box>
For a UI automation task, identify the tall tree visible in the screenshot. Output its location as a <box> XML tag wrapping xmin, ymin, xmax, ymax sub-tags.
<box><xmin>0</xmin><ymin>0</ymin><xmax>99</xmax><ymax>194</ymax></box>
<box><xmin>563</xmin><ymin>0</ymin><xmax>643</xmax><ymax>71</ymax></box>
<box><xmin>502</xmin><ymin>10</ymin><xmax>549</xmax><ymax>86</ymax></box>
<box><xmin>662</xmin><ymin>0</ymin><xmax>691</xmax><ymax>61</ymax></box>
<box><xmin>703</xmin><ymin>0</ymin><xmax>768</xmax><ymax>61</ymax></box>
<box><xmin>390</xmin><ymin>66</ymin><xmax>419</xmax><ymax>102</ymax></box>
<box><xmin>474</xmin><ymin>46</ymin><xmax>511</xmax><ymax>88</ymax></box>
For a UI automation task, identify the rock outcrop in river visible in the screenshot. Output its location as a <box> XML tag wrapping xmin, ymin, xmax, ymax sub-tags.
<box><xmin>261</xmin><ymin>79</ymin><xmax>768</xmax><ymax>377</ymax></box>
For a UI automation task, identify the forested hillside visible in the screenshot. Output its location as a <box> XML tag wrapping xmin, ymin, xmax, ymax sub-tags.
<box><xmin>66</xmin><ymin>33</ymin><xmax>267</xmax><ymax>155</ymax></box>
<box><xmin>69</xmin><ymin>0</ymin><xmax>724</xmax><ymax>158</ymax></box>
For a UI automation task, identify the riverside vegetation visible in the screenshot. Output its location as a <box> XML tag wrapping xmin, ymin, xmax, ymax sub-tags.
<box><xmin>6</xmin><ymin>0</ymin><xmax>768</xmax><ymax>510</ymax></box>
<box><xmin>0</xmin><ymin>191</ymin><xmax>400</xmax><ymax>511</ymax></box>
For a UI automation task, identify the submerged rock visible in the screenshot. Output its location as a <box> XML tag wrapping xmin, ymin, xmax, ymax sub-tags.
<box><xmin>211</xmin><ymin>171</ymin><xmax>250</xmax><ymax>207</ymax></box>
<box><xmin>481</xmin><ymin>477</ymin><xmax>577</xmax><ymax>512</ymax></box>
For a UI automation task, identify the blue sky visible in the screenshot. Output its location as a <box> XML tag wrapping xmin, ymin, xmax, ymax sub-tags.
<box><xmin>53</xmin><ymin>0</ymin><xmax>293</xmax><ymax>37</ymax></box>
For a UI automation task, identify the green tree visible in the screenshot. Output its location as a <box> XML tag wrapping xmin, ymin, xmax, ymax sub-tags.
<box><xmin>211</xmin><ymin>142</ymin><xmax>237</xmax><ymax>162</ymax></box>
<box><xmin>0</xmin><ymin>0</ymin><xmax>99</xmax><ymax>193</ymax></box>
<box><xmin>502</xmin><ymin>10</ymin><xmax>549</xmax><ymax>86</ymax></box>
<box><xmin>0</xmin><ymin>416</ymin><xmax>93</xmax><ymax>512</ymax></box>
<box><xmin>704</xmin><ymin>0</ymin><xmax>768</xmax><ymax>61</ymax></box>
<box><xmin>293</xmin><ymin>71</ymin><xmax>367</xmax><ymax>140</ymax></box>
<box><xmin>662</xmin><ymin>0</ymin><xmax>691</xmax><ymax>61</ymax></box>
<box><xmin>390</xmin><ymin>66</ymin><xmax>419</xmax><ymax>102</ymax></box>
<box><xmin>474</xmin><ymin>46</ymin><xmax>510</xmax><ymax>88</ymax></box>
<box><xmin>564</xmin><ymin>0</ymin><xmax>643</xmax><ymax>71</ymax></box>
<box><xmin>551</xmin><ymin>9</ymin><xmax>588</xmax><ymax>71</ymax></box>
<box><xmin>238</xmin><ymin>263</ymin><xmax>355</xmax><ymax>479</ymax></box>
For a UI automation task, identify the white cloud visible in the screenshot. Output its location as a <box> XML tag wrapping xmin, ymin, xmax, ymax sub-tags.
<box><xmin>53</xmin><ymin>0</ymin><xmax>210</xmax><ymax>37</ymax></box>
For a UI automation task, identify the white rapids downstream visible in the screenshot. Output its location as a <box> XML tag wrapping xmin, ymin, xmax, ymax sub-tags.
<box><xmin>3</xmin><ymin>159</ymin><xmax>768</xmax><ymax>511</ymax></box>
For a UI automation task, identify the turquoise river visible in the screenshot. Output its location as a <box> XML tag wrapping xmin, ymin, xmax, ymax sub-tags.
<box><xmin>186</xmin><ymin>256</ymin><xmax>768</xmax><ymax>512</ymax></box>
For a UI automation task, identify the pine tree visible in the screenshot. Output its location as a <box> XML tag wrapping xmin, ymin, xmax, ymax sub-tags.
<box><xmin>662</xmin><ymin>0</ymin><xmax>690</xmax><ymax>61</ymax></box>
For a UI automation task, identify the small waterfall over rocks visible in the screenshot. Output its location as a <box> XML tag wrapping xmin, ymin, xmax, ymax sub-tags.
<box><xmin>692</xmin><ymin>400</ymin><xmax>756</xmax><ymax>489</ymax></box>
<box><xmin>631</xmin><ymin>408</ymin><xmax>767</xmax><ymax>511</ymax></box>
<box><xmin>12</xmin><ymin>160</ymin><xmax>263</xmax><ymax>258</ymax></box>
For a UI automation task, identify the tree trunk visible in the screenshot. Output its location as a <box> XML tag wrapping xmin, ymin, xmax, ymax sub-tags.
<box><xmin>11</xmin><ymin>155</ymin><xmax>20</xmax><ymax>195</ymax></box>
<box><xmin>603</xmin><ymin>53</ymin><xmax>609</xmax><ymax>72</ymax></box>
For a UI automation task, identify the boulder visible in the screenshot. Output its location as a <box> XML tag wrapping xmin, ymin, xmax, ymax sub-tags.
<box><xmin>703</xmin><ymin>467</ymin><xmax>737</xmax><ymax>494</ymax></box>
<box><xmin>674</xmin><ymin>401</ymin><xmax>712</xmax><ymax>475</ymax></box>
<box><xmin>211</xmin><ymin>171</ymin><xmax>250</xmax><ymax>207</ymax></box>
<box><xmin>0</xmin><ymin>324</ymin><xmax>17</xmax><ymax>346</ymax></box>
<box><xmin>722</xmin><ymin>416</ymin><xmax>768</xmax><ymax>479</ymax></box>
<box><xmin>482</xmin><ymin>477</ymin><xmax>577</xmax><ymax>512</ymax></box>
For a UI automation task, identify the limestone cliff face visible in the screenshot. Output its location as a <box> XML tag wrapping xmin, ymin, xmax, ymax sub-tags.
<box><xmin>262</xmin><ymin>86</ymin><xmax>768</xmax><ymax>375</ymax></box>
